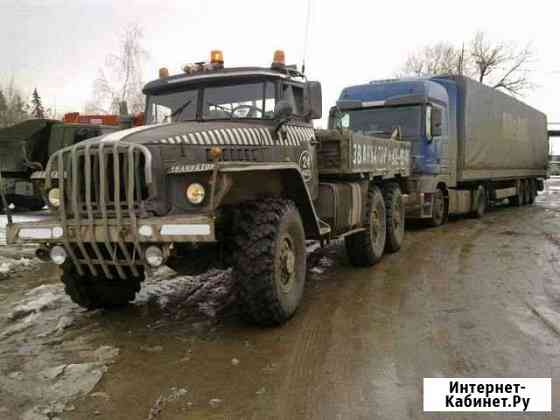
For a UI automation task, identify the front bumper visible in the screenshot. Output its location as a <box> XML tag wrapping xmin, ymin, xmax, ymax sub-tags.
<box><xmin>7</xmin><ymin>214</ymin><xmax>216</xmax><ymax>279</ymax></box>
<box><xmin>7</xmin><ymin>214</ymin><xmax>216</xmax><ymax>245</ymax></box>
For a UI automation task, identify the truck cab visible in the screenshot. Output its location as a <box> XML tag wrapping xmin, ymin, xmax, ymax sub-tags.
<box><xmin>333</xmin><ymin>78</ymin><xmax>454</xmax><ymax>225</ymax></box>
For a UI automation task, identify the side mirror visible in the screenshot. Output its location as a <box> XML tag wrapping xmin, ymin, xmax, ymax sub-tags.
<box><xmin>273</xmin><ymin>100</ymin><xmax>293</xmax><ymax>120</ymax></box>
<box><xmin>304</xmin><ymin>81</ymin><xmax>322</xmax><ymax>120</ymax></box>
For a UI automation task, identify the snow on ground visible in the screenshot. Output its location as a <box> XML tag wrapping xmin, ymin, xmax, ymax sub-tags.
<box><xmin>0</xmin><ymin>211</ymin><xmax>49</xmax><ymax>277</ymax></box>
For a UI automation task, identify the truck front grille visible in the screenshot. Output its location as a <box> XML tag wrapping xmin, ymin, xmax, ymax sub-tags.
<box><xmin>45</xmin><ymin>141</ymin><xmax>153</xmax><ymax>279</ymax></box>
<box><xmin>47</xmin><ymin>141</ymin><xmax>153</xmax><ymax>219</ymax></box>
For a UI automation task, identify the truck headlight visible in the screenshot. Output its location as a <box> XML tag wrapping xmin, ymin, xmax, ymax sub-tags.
<box><xmin>48</xmin><ymin>188</ymin><xmax>61</xmax><ymax>208</ymax></box>
<box><xmin>50</xmin><ymin>246</ymin><xmax>67</xmax><ymax>265</ymax></box>
<box><xmin>186</xmin><ymin>183</ymin><xmax>205</xmax><ymax>205</ymax></box>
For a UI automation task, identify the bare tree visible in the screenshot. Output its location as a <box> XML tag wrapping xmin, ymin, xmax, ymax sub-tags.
<box><xmin>399</xmin><ymin>32</ymin><xmax>535</xmax><ymax>96</ymax></box>
<box><xmin>402</xmin><ymin>42</ymin><xmax>466</xmax><ymax>77</ymax></box>
<box><xmin>470</xmin><ymin>31</ymin><xmax>534</xmax><ymax>95</ymax></box>
<box><xmin>91</xmin><ymin>24</ymin><xmax>148</xmax><ymax>114</ymax></box>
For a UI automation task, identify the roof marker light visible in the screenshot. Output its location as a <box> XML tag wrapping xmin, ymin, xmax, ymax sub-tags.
<box><xmin>210</xmin><ymin>50</ymin><xmax>224</xmax><ymax>65</ymax></box>
<box><xmin>272</xmin><ymin>50</ymin><xmax>286</xmax><ymax>67</ymax></box>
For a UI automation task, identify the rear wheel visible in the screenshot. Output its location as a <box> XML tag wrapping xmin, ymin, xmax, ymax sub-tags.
<box><xmin>233</xmin><ymin>199</ymin><xmax>306</xmax><ymax>326</ymax></box>
<box><xmin>383</xmin><ymin>183</ymin><xmax>405</xmax><ymax>253</ymax></box>
<box><xmin>521</xmin><ymin>180</ymin><xmax>529</xmax><ymax>205</ymax></box>
<box><xmin>61</xmin><ymin>264</ymin><xmax>144</xmax><ymax>309</ymax></box>
<box><xmin>510</xmin><ymin>180</ymin><xmax>523</xmax><ymax>207</ymax></box>
<box><xmin>345</xmin><ymin>185</ymin><xmax>386</xmax><ymax>266</ymax></box>
<box><xmin>527</xmin><ymin>179</ymin><xmax>536</xmax><ymax>205</ymax></box>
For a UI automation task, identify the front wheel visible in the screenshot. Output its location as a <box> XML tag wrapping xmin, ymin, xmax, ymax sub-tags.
<box><xmin>345</xmin><ymin>185</ymin><xmax>386</xmax><ymax>266</ymax></box>
<box><xmin>427</xmin><ymin>189</ymin><xmax>447</xmax><ymax>227</ymax></box>
<box><xmin>233</xmin><ymin>199</ymin><xmax>306</xmax><ymax>326</ymax></box>
<box><xmin>61</xmin><ymin>264</ymin><xmax>144</xmax><ymax>309</ymax></box>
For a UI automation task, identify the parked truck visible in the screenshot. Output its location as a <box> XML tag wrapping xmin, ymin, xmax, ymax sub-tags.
<box><xmin>334</xmin><ymin>75</ymin><xmax>549</xmax><ymax>225</ymax></box>
<box><xmin>5</xmin><ymin>50</ymin><xmax>410</xmax><ymax>325</ymax></box>
<box><xmin>0</xmin><ymin>118</ymin><xmax>122</xmax><ymax>211</ymax></box>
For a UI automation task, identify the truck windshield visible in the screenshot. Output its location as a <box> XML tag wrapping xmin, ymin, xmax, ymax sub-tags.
<box><xmin>338</xmin><ymin>106</ymin><xmax>422</xmax><ymax>139</ymax></box>
<box><xmin>203</xmin><ymin>81</ymin><xmax>275</xmax><ymax>120</ymax></box>
<box><xmin>145</xmin><ymin>80</ymin><xmax>276</xmax><ymax>124</ymax></box>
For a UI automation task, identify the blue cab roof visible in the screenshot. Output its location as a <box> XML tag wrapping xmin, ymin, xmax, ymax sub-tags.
<box><xmin>338</xmin><ymin>77</ymin><xmax>450</xmax><ymax>107</ymax></box>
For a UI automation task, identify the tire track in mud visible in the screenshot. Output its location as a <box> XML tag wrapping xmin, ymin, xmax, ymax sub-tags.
<box><xmin>518</xmin><ymin>204</ymin><xmax>560</xmax><ymax>344</ymax></box>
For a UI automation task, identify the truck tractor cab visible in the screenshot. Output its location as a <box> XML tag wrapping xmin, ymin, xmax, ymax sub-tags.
<box><xmin>7</xmin><ymin>50</ymin><xmax>326</xmax><ymax>326</ymax></box>
<box><xmin>333</xmin><ymin>78</ymin><xmax>453</xmax><ymax>225</ymax></box>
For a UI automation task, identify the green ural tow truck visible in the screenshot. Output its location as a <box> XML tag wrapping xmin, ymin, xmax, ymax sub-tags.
<box><xmin>6</xmin><ymin>51</ymin><xmax>410</xmax><ymax>325</ymax></box>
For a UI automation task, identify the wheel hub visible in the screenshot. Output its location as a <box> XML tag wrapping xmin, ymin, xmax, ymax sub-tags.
<box><xmin>279</xmin><ymin>237</ymin><xmax>296</xmax><ymax>292</ymax></box>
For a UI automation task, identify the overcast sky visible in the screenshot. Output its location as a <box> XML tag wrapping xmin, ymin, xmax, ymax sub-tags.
<box><xmin>1</xmin><ymin>0</ymin><xmax>559</xmax><ymax>138</ymax></box>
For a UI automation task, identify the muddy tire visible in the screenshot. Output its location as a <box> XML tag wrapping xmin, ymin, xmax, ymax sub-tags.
<box><xmin>345</xmin><ymin>185</ymin><xmax>386</xmax><ymax>266</ymax></box>
<box><xmin>472</xmin><ymin>185</ymin><xmax>487</xmax><ymax>218</ymax></box>
<box><xmin>383</xmin><ymin>183</ymin><xmax>405</xmax><ymax>253</ymax></box>
<box><xmin>233</xmin><ymin>199</ymin><xmax>306</xmax><ymax>326</ymax></box>
<box><xmin>427</xmin><ymin>189</ymin><xmax>447</xmax><ymax>227</ymax></box>
<box><xmin>61</xmin><ymin>264</ymin><xmax>143</xmax><ymax>310</ymax></box>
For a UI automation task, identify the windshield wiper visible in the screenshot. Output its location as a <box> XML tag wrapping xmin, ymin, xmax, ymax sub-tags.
<box><xmin>170</xmin><ymin>99</ymin><xmax>192</xmax><ymax>120</ymax></box>
<box><xmin>206</xmin><ymin>102</ymin><xmax>233</xmax><ymax>119</ymax></box>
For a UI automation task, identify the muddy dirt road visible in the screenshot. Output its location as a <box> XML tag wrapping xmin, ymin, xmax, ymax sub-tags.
<box><xmin>2</xmin><ymin>181</ymin><xmax>560</xmax><ymax>420</ymax></box>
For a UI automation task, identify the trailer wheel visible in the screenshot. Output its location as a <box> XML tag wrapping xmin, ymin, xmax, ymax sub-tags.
<box><xmin>345</xmin><ymin>185</ymin><xmax>386</xmax><ymax>266</ymax></box>
<box><xmin>233</xmin><ymin>199</ymin><xmax>306</xmax><ymax>326</ymax></box>
<box><xmin>383</xmin><ymin>183</ymin><xmax>405</xmax><ymax>253</ymax></box>
<box><xmin>472</xmin><ymin>185</ymin><xmax>487</xmax><ymax>218</ymax></box>
<box><xmin>428</xmin><ymin>189</ymin><xmax>447</xmax><ymax>227</ymax></box>
<box><xmin>61</xmin><ymin>264</ymin><xmax>143</xmax><ymax>310</ymax></box>
<box><xmin>528</xmin><ymin>179</ymin><xmax>536</xmax><ymax>205</ymax></box>
<box><xmin>510</xmin><ymin>180</ymin><xmax>523</xmax><ymax>207</ymax></box>
<box><xmin>521</xmin><ymin>180</ymin><xmax>529</xmax><ymax>205</ymax></box>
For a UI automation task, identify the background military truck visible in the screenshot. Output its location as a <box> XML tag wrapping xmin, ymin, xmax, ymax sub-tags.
<box><xmin>0</xmin><ymin>116</ymin><xmax>128</xmax><ymax>212</ymax></box>
<box><xmin>0</xmin><ymin>119</ymin><xmax>57</xmax><ymax>211</ymax></box>
<box><xmin>335</xmin><ymin>75</ymin><xmax>549</xmax><ymax>225</ymax></box>
<box><xmin>5</xmin><ymin>50</ymin><xmax>410</xmax><ymax>326</ymax></box>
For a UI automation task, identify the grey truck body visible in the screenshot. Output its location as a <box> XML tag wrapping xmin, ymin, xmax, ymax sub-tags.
<box><xmin>452</xmin><ymin>76</ymin><xmax>548</xmax><ymax>182</ymax></box>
